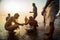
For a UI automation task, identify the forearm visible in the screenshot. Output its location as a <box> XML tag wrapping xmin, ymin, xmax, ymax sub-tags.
<box><xmin>25</xmin><ymin>22</ymin><xmax>28</xmax><ymax>25</ymax></box>
<box><xmin>30</xmin><ymin>11</ymin><xmax>33</xmax><ymax>13</ymax></box>
<box><xmin>19</xmin><ymin>23</ymin><xmax>23</xmax><ymax>25</ymax></box>
<box><xmin>15</xmin><ymin>22</ymin><xmax>22</xmax><ymax>25</ymax></box>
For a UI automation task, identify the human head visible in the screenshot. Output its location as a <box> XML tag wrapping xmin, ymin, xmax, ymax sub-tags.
<box><xmin>32</xmin><ymin>3</ymin><xmax>36</xmax><ymax>7</ymax></box>
<box><xmin>8</xmin><ymin>13</ymin><xmax>10</xmax><ymax>17</ymax></box>
<box><xmin>29</xmin><ymin>16</ymin><xmax>34</xmax><ymax>20</ymax></box>
<box><xmin>14</xmin><ymin>13</ymin><xmax>19</xmax><ymax>19</ymax></box>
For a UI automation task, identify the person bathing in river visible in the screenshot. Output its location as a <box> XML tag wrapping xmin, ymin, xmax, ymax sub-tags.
<box><xmin>5</xmin><ymin>13</ymin><xmax>23</xmax><ymax>32</ymax></box>
<box><xmin>25</xmin><ymin>16</ymin><xmax>38</xmax><ymax>32</ymax></box>
<box><xmin>41</xmin><ymin>0</ymin><xmax>59</xmax><ymax>40</ymax></box>
<box><xmin>30</xmin><ymin>3</ymin><xmax>38</xmax><ymax>19</ymax></box>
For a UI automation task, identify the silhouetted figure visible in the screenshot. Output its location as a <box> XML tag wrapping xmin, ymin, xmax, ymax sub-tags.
<box><xmin>5</xmin><ymin>13</ymin><xmax>24</xmax><ymax>40</ymax></box>
<box><xmin>24</xmin><ymin>16</ymin><xmax>38</xmax><ymax>40</ymax></box>
<box><xmin>41</xmin><ymin>0</ymin><xmax>59</xmax><ymax>40</ymax></box>
<box><xmin>6</xmin><ymin>13</ymin><xmax>10</xmax><ymax>21</ymax></box>
<box><xmin>5</xmin><ymin>13</ymin><xmax>23</xmax><ymax>32</ymax></box>
<box><xmin>30</xmin><ymin>3</ymin><xmax>37</xmax><ymax>19</ymax></box>
<box><xmin>25</xmin><ymin>16</ymin><xmax>38</xmax><ymax>33</ymax></box>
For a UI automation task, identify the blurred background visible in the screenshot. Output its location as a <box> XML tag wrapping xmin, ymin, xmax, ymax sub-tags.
<box><xmin>0</xmin><ymin>0</ymin><xmax>60</xmax><ymax>40</ymax></box>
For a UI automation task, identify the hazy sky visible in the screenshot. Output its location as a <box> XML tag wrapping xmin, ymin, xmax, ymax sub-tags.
<box><xmin>0</xmin><ymin>0</ymin><xmax>46</xmax><ymax>15</ymax></box>
<box><xmin>0</xmin><ymin>0</ymin><xmax>47</xmax><ymax>24</ymax></box>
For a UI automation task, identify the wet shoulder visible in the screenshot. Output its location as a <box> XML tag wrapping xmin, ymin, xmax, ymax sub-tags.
<box><xmin>9</xmin><ymin>17</ymin><xmax>14</xmax><ymax>19</ymax></box>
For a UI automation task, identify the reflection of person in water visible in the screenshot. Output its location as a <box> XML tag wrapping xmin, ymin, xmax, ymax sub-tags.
<box><xmin>30</xmin><ymin>3</ymin><xmax>37</xmax><ymax>19</ymax></box>
<box><xmin>5</xmin><ymin>13</ymin><xmax>23</xmax><ymax>32</ymax></box>
<box><xmin>41</xmin><ymin>0</ymin><xmax>59</xmax><ymax>40</ymax></box>
<box><xmin>6</xmin><ymin>13</ymin><xmax>10</xmax><ymax>21</ymax></box>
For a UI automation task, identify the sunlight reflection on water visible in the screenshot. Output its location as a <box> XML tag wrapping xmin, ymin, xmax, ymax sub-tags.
<box><xmin>14</xmin><ymin>25</ymin><xmax>29</xmax><ymax>36</ymax></box>
<box><xmin>0</xmin><ymin>19</ymin><xmax>60</xmax><ymax>40</ymax></box>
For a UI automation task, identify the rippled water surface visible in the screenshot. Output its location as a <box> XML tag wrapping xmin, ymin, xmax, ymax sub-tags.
<box><xmin>0</xmin><ymin>19</ymin><xmax>60</xmax><ymax>40</ymax></box>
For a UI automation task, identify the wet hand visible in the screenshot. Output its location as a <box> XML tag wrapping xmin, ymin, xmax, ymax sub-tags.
<box><xmin>29</xmin><ymin>11</ymin><xmax>33</xmax><ymax>13</ymax></box>
<box><xmin>41</xmin><ymin>9</ymin><xmax>45</xmax><ymax>16</ymax></box>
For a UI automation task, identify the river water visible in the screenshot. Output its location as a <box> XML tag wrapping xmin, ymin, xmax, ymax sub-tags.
<box><xmin>0</xmin><ymin>19</ymin><xmax>60</xmax><ymax>40</ymax></box>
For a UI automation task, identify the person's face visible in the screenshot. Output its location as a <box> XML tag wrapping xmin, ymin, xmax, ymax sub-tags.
<box><xmin>32</xmin><ymin>4</ymin><xmax>34</xmax><ymax>7</ymax></box>
<box><xmin>29</xmin><ymin>17</ymin><xmax>33</xmax><ymax>20</ymax></box>
<box><xmin>15</xmin><ymin>15</ymin><xmax>19</xmax><ymax>19</ymax></box>
<box><xmin>8</xmin><ymin>14</ymin><xmax>10</xmax><ymax>16</ymax></box>
<box><xmin>32</xmin><ymin>4</ymin><xmax>35</xmax><ymax>7</ymax></box>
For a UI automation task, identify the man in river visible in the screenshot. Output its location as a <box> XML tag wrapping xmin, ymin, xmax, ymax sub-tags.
<box><xmin>25</xmin><ymin>16</ymin><xmax>38</xmax><ymax>32</ymax></box>
<box><xmin>41</xmin><ymin>0</ymin><xmax>59</xmax><ymax>40</ymax></box>
<box><xmin>30</xmin><ymin>3</ymin><xmax>38</xmax><ymax>19</ymax></box>
<box><xmin>5</xmin><ymin>13</ymin><xmax>23</xmax><ymax>32</ymax></box>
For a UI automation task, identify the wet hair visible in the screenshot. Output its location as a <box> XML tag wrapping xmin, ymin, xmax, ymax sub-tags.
<box><xmin>8</xmin><ymin>13</ymin><xmax>10</xmax><ymax>16</ymax></box>
<box><xmin>14</xmin><ymin>13</ymin><xmax>19</xmax><ymax>17</ymax></box>
<box><xmin>14</xmin><ymin>13</ymin><xmax>19</xmax><ymax>19</ymax></box>
<box><xmin>29</xmin><ymin>16</ymin><xmax>33</xmax><ymax>19</ymax></box>
<box><xmin>32</xmin><ymin>3</ymin><xmax>35</xmax><ymax>6</ymax></box>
